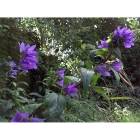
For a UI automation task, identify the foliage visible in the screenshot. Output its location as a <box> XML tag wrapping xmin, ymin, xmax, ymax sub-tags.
<box><xmin>0</xmin><ymin>17</ymin><xmax>140</xmax><ymax>122</ymax></box>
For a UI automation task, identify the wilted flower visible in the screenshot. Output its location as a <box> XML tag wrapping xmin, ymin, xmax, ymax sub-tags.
<box><xmin>114</xmin><ymin>26</ymin><xmax>134</xmax><ymax>48</ymax></box>
<box><xmin>11</xmin><ymin>110</ymin><xmax>29</xmax><ymax>122</ymax></box>
<box><xmin>57</xmin><ymin>80</ymin><xmax>64</xmax><ymax>87</ymax></box>
<box><xmin>57</xmin><ymin>70</ymin><xmax>65</xmax><ymax>78</ymax></box>
<box><xmin>10</xmin><ymin>70</ymin><xmax>18</xmax><ymax>76</ymax></box>
<box><xmin>18</xmin><ymin>42</ymin><xmax>39</xmax><ymax>73</ymax></box>
<box><xmin>111</xmin><ymin>60</ymin><xmax>122</xmax><ymax>72</ymax></box>
<box><xmin>98</xmin><ymin>39</ymin><xmax>108</xmax><ymax>49</ymax></box>
<box><xmin>95</xmin><ymin>64</ymin><xmax>110</xmax><ymax>76</ymax></box>
<box><xmin>9</xmin><ymin>61</ymin><xmax>16</xmax><ymax>68</ymax></box>
<box><xmin>64</xmin><ymin>83</ymin><xmax>79</xmax><ymax>98</ymax></box>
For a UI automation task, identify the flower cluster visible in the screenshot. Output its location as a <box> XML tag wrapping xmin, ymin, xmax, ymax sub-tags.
<box><xmin>11</xmin><ymin>110</ymin><xmax>45</xmax><ymax>122</ymax></box>
<box><xmin>9</xmin><ymin>61</ymin><xmax>18</xmax><ymax>76</ymax></box>
<box><xmin>8</xmin><ymin>42</ymin><xmax>39</xmax><ymax>76</ymax></box>
<box><xmin>113</xmin><ymin>26</ymin><xmax>134</xmax><ymax>48</ymax></box>
<box><xmin>57</xmin><ymin>70</ymin><xmax>79</xmax><ymax>98</ymax></box>
<box><xmin>95</xmin><ymin>60</ymin><xmax>122</xmax><ymax>76</ymax></box>
<box><xmin>97</xmin><ymin>26</ymin><xmax>134</xmax><ymax>49</ymax></box>
<box><xmin>19</xmin><ymin>42</ymin><xmax>39</xmax><ymax>73</ymax></box>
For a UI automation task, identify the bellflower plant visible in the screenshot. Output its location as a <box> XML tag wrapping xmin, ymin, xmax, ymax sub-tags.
<box><xmin>57</xmin><ymin>70</ymin><xmax>79</xmax><ymax>97</ymax></box>
<box><xmin>95</xmin><ymin>64</ymin><xmax>110</xmax><ymax>76</ymax></box>
<box><xmin>18</xmin><ymin>42</ymin><xmax>39</xmax><ymax>73</ymax></box>
<box><xmin>98</xmin><ymin>39</ymin><xmax>108</xmax><ymax>49</ymax></box>
<box><xmin>113</xmin><ymin>26</ymin><xmax>134</xmax><ymax>48</ymax></box>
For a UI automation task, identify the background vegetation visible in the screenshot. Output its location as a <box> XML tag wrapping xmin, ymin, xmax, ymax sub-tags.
<box><xmin>0</xmin><ymin>17</ymin><xmax>140</xmax><ymax>122</ymax></box>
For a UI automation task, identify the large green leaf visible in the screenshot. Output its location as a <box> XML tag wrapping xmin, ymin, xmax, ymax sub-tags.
<box><xmin>92</xmin><ymin>73</ymin><xmax>100</xmax><ymax>86</ymax></box>
<box><xmin>45</xmin><ymin>93</ymin><xmax>66</xmax><ymax>120</ymax></box>
<box><xmin>109</xmin><ymin>66</ymin><xmax>120</xmax><ymax>86</ymax></box>
<box><xmin>81</xmin><ymin>68</ymin><xmax>94</xmax><ymax>97</ymax></box>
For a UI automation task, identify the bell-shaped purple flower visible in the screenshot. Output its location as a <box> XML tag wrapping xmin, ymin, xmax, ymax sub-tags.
<box><xmin>57</xmin><ymin>70</ymin><xmax>65</xmax><ymax>78</ymax></box>
<box><xmin>11</xmin><ymin>110</ymin><xmax>29</xmax><ymax>122</ymax></box>
<box><xmin>30</xmin><ymin>118</ymin><xmax>45</xmax><ymax>122</ymax></box>
<box><xmin>64</xmin><ymin>83</ymin><xmax>79</xmax><ymax>98</ymax></box>
<box><xmin>10</xmin><ymin>70</ymin><xmax>18</xmax><ymax>76</ymax></box>
<box><xmin>95</xmin><ymin>64</ymin><xmax>110</xmax><ymax>76</ymax></box>
<box><xmin>9</xmin><ymin>61</ymin><xmax>16</xmax><ymax>68</ymax></box>
<box><xmin>18</xmin><ymin>42</ymin><xmax>39</xmax><ymax>73</ymax></box>
<box><xmin>98</xmin><ymin>39</ymin><xmax>108</xmax><ymax>49</ymax></box>
<box><xmin>114</xmin><ymin>26</ymin><xmax>134</xmax><ymax>48</ymax></box>
<box><xmin>57</xmin><ymin>80</ymin><xmax>64</xmax><ymax>87</ymax></box>
<box><xmin>111</xmin><ymin>60</ymin><xmax>122</xmax><ymax>72</ymax></box>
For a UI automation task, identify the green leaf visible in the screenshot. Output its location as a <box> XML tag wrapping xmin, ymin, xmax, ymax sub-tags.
<box><xmin>109</xmin><ymin>66</ymin><xmax>120</xmax><ymax>86</ymax></box>
<box><xmin>81</xmin><ymin>68</ymin><xmax>94</xmax><ymax>97</ymax></box>
<box><xmin>93</xmin><ymin>86</ymin><xmax>108</xmax><ymax>99</ymax></box>
<box><xmin>18</xmin><ymin>82</ymin><xmax>29</xmax><ymax>86</ymax></box>
<box><xmin>81</xmin><ymin>43</ymin><xmax>86</xmax><ymax>50</ymax></box>
<box><xmin>85</xmin><ymin>61</ymin><xmax>93</xmax><ymax>69</ymax></box>
<box><xmin>65</xmin><ymin>76</ymin><xmax>80</xmax><ymax>83</ymax></box>
<box><xmin>109</xmin><ymin>96</ymin><xmax>132</xmax><ymax>100</ymax></box>
<box><xmin>64</xmin><ymin>76</ymin><xmax>73</xmax><ymax>86</ymax></box>
<box><xmin>29</xmin><ymin>92</ymin><xmax>43</xmax><ymax>98</ymax></box>
<box><xmin>0</xmin><ymin>116</ymin><xmax>8</xmax><ymax>122</ymax></box>
<box><xmin>112</xmin><ymin>47</ymin><xmax>122</xmax><ymax>59</ymax></box>
<box><xmin>92</xmin><ymin>73</ymin><xmax>100</xmax><ymax>86</ymax></box>
<box><xmin>45</xmin><ymin>93</ymin><xmax>66</xmax><ymax>119</ymax></box>
<box><xmin>3</xmin><ymin>100</ymin><xmax>15</xmax><ymax>112</ymax></box>
<box><xmin>95</xmin><ymin>49</ymin><xmax>108</xmax><ymax>60</ymax></box>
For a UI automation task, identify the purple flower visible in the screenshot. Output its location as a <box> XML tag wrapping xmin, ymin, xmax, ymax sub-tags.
<box><xmin>9</xmin><ymin>61</ymin><xmax>16</xmax><ymax>68</ymax></box>
<box><xmin>95</xmin><ymin>64</ymin><xmax>110</xmax><ymax>76</ymax></box>
<box><xmin>18</xmin><ymin>42</ymin><xmax>39</xmax><ymax>73</ymax></box>
<box><xmin>64</xmin><ymin>83</ymin><xmax>79</xmax><ymax>97</ymax></box>
<box><xmin>11</xmin><ymin>110</ymin><xmax>29</xmax><ymax>122</ymax></box>
<box><xmin>30</xmin><ymin>118</ymin><xmax>45</xmax><ymax>122</ymax></box>
<box><xmin>98</xmin><ymin>39</ymin><xmax>108</xmax><ymax>49</ymax></box>
<box><xmin>114</xmin><ymin>26</ymin><xmax>134</xmax><ymax>48</ymax></box>
<box><xmin>10</xmin><ymin>70</ymin><xmax>18</xmax><ymax>76</ymax></box>
<box><xmin>111</xmin><ymin>60</ymin><xmax>122</xmax><ymax>72</ymax></box>
<box><xmin>57</xmin><ymin>70</ymin><xmax>65</xmax><ymax>78</ymax></box>
<box><xmin>57</xmin><ymin>80</ymin><xmax>64</xmax><ymax>87</ymax></box>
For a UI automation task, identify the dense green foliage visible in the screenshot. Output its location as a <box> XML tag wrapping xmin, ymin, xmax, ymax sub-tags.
<box><xmin>0</xmin><ymin>17</ymin><xmax>140</xmax><ymax>122</ymax></box>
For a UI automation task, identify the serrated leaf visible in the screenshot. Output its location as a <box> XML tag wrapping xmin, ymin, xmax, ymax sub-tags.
<box><xmin>29</xmin><ymin>92</ymin><xmax>43</xmax><ymax>98</ymax></box>
<box><xmin>81</xmin><ymin>68</ymin><xmax>94</xmax><ymax>97</ymax></box>
<box><xmin>45</xmin><ymin>93</ymin><xmax>66</xmax><ymax>119</ymax></box>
